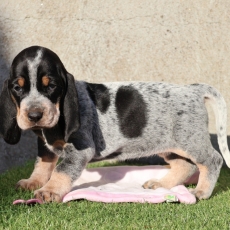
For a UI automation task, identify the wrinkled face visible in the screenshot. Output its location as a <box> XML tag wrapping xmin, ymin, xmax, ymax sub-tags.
<box><xmin>9</xmin><ymin>47</ymin><xmax>65</xmax><ymax>130</ymax></box>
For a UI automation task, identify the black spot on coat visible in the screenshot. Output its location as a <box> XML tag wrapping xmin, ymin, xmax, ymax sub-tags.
<box><xmin>87</xmin><ymin>83</ymin><xmax>110</xmax><ymax>113</ymax></box>
<box><xmin>115</xmin><ymin>85</ymin><xmax>147</xmax><ymax>138</ymax></box>
<box><xmin>177</xmin><ymin>110</ymin><xmax>184</xmax><ymax>116</ymax></box>
<box><xmin>162</xmin><ymin>91</ymin><xmax>170</xmax><ymax>98</ymax></box>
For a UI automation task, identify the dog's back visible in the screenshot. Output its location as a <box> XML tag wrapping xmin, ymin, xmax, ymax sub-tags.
<box><xmin>79</xmin><ymin>82</ymin><xmax>210</xmax><ymax>160</ymax></box>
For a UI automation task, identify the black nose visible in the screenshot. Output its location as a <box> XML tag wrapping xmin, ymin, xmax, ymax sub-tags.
<box><xmin>28</xmin><ymin>111</ymin><xmax>43</xmax><ymax>122</ymax></box>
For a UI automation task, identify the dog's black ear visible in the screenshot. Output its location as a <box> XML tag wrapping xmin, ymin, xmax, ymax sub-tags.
<box><xmin>62</xmin><ymin>73</ymin><xmax>80</xmax><ymax>142</ymax></box>
<box><xmin>0</xmin><ymin>80</ymin><xmax>21</xmax><ymax>144</ymax></box>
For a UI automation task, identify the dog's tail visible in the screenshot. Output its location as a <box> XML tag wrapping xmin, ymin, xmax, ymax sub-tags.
<box><xmin>196</xmin><ymin>84</ymin><xmax>230</xmax><ymax>167</ymax></box>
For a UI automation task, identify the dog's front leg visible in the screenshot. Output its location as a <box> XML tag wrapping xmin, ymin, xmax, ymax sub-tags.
<box><xmin>16</xmin><ymin>138</ymin><xmax>58</xmax><ymax>190</ymax></box>
<box><xmin>34</xmin><ymin>144</ymin><xmax>94</xmax><ymax>203</ymax></box>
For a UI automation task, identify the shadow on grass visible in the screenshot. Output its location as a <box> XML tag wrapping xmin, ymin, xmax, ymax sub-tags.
<box><xmin>212</xmin><ymin>167</ymin><xmax>230</xmax><ymax>196</ymax></box>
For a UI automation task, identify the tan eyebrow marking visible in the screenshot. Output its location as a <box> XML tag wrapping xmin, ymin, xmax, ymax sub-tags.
<box><xmin>17</xmin><ymin>77</ymin><xmax>25</xmax><ymax>87</ymax></box>
<box><xmin>42</xmin><ymin>76</ymin><xmax>50</xmax><ymax>86</ymax></box>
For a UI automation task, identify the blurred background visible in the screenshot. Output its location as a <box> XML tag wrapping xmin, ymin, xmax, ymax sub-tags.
<box><xmin>1</xmin><ymin>0</ymin><xmax>230</xmax><ymax>172</ymax></box>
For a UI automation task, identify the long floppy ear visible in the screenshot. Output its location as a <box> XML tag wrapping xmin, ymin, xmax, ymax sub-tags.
<box><xmin>62</xmin><ymin>73</ymin><xmax>80</xmax><ymax>142</ymax></box>
<box><xmin>0</xmin><ymin>80</ymin><xmax>21</xmax><ymax>144</ymax></box>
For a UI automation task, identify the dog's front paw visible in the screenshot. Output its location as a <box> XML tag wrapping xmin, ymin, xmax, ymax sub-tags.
<box><xmin>16</xmin><ymin>178</ymin><xmax>44</xmax><ymax>191</ymax></box>
<box><xmin>142</xmin><ymin>180</ymin><xmax>162</xmax><ymax>189</ymax></box>
<box><xmin>34</xmin><ymin>188</ymin><xmax>63</xmax><ymax>203</ymax></box>
<box><xmin>33</xmin><ymin>171</ymin><xmax>72</xmax><ymax>203</ymax></box>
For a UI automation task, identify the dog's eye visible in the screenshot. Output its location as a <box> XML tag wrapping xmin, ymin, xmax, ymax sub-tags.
<box><xmin>13</xmin><ymin>85</ymin><xmax>23</xmax><ymax>93</ymax></box>
<box><xmin>48</xmin><ymin>84</ymin><xmax>56</xmax><ymax>90</ymax></box>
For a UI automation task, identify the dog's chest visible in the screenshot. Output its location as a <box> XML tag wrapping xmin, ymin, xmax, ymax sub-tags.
<box><xmin>40</xmin><ymin>128</ymin><xmax>65</xmax><ymax>156</ymax></box>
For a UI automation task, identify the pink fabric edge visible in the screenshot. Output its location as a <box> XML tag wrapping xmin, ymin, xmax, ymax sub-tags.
<box><xmin>13</xmin><ymin>199</ymin><xmax>43</xmax><ymax>205</ymax></box>
<box><xmin>63</xmin><ymin>185</ymin><xmax>196</xmax><ymax>204</ymax></box>
<box><xmin>13</xmin><ymin>166</ymin><xmax>198</xmax><ymax>205</ymax></box>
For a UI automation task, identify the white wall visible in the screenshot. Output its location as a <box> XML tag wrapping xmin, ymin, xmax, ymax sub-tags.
<box><xmin>0</xmin><ymin>0</ymin><xmax>230</xmax><ymax>171</ymax></box>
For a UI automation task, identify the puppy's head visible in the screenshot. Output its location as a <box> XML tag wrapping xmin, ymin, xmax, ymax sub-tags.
<box><xmin>0</xmin><ymin>46</ymin><xmax>80</xmax><ymax>144</ymax></box>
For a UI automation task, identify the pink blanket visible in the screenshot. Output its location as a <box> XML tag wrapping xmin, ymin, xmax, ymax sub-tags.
<box><xmin>13</xmin><ymin>165</ymin><xmax>199</xmax><ymax>205</ymax></box>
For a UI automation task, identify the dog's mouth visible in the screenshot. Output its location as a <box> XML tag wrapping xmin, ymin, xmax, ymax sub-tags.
<box><xmin>28</xmin><ymin>118</ymin><xmax>58</xmax><ymax>129</ymax></box>
<box><xmin>31</xmin><ymin>126</ymin><xmax>42</xmax><ymax>130</ymax></box>
<box><xmin>22</xmin><ymin>123</ymin><xmax>56</xmax><ymax>130</ymax></box>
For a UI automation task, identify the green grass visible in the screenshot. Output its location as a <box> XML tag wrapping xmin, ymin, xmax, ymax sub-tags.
<box><xmin>1</xmin><ymin>161</ymin><xmax>230</xmax><ymax>230</ymax></box>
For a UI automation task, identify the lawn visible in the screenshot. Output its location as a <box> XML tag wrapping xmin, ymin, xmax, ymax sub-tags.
<box><xmin>1</xmin><ymin>161</ymin><xmax>230</xmax><ymax>230</ymax></box>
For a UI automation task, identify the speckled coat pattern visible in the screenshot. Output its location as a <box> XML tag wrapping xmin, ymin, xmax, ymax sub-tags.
<box><xmin>0</xmin><ymin>46</ymin><xmax>229</xmax><ymax>202</ymax></box>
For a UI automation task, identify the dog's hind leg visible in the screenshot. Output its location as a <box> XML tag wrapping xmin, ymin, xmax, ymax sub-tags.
<box><xmin>188</xmin><ymin>147</ymin><xmax>223</xmax><ymax>199</ymax></box>
<box><xmin>143</xmin><ymin>152</ymin><xmax>197</xmax><ymax>189</ymax></box>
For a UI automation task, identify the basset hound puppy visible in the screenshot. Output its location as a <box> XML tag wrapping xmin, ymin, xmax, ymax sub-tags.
<box><xmin>0</xmin><ymin>46</ymin><xmax>229</xmax><ymax>202</ymax></box>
